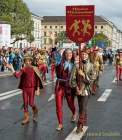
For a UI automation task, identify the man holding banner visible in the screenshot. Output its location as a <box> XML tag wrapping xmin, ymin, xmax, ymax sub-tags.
<box><xmin>70</xmin><ymin>48</ymin><xmax>95</xmax><ymax>133</ymax></box>
<box><xmin>66</xmin><ymin>5</ymin><xmax>95</xmax><ymax>133</ymax></box>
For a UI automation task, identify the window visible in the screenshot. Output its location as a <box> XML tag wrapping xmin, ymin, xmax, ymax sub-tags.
<box><xmin>20</xmin><ymin>43</ymin><xmax>22</xmax><ymax>48</ymax></box>
<box><xmin>55</xmin><ymin>26</ymin><xmax>57</xmax><ymax>28</ymax></box>
<box><xmin>61</xmin><ymin>26</ymin><xmax>63</xmax><ymax>29</ymax></box>
<box><xmin>44</xmin><ymin>38</ymin><xmax>47</xmax><ymax>44</ymax></box>
<box><xmin>44</xmin><ymin>26</ymin><xmax>47</xmax><ymax>28</ymax></box>
<box><xmin>55</xmin><ymin>32</ymin><xmax>57</xmax><ymax>36</ymax></box>
<box><xmin>44</xmin><ymin>32</ymin><xmax>47</xmax><ymax>36</ymax></box>
<box><xmin>95</xmin><ymin>26</ymin><xmax>97</xmax><ymax>29</ymax></box>
<box><xmin>101</xmin><ymin>26</ymin><xmax>103</xmax><ymax>29</ymax></box>
<box><xmin>50</xmin><ymin>26</ymin><xmax>52</xmax><ymax>29</ymax></box>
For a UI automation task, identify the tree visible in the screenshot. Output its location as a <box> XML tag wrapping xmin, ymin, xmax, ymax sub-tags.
<box><xmin>0</xmin><ymin>0</ymin><xmax>34</xmax><ymax>44</ymax></box>
<box><xmin>55</xmin><ymin>31</ymin><xmax>67</xmax><ymax>46</ymax></box>
<box><xmin>94</xmin><ymin>33</ymin><xmax>108</xmax><ymax>41</ymax></box>
<box><xmin>91</xmin><ymin>33</ymin><xmax>110</xmax><ymax>48</ymax></box>
<box><xmin>27</xmin><ymin>33</ymin><xmax>34</xmax><ymax>43</ymax></box>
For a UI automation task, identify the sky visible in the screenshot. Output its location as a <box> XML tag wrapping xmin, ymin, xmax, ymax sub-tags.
<box><xmin>23</xmin><ymin>0</ymin><xmax>122</xmax><ymax>31</ymax></box>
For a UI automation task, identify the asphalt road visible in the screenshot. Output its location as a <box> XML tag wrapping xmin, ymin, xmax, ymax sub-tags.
<box><xmin>0</xmin><ymin>65</ymin><xmax>122</xmax><ymax>140</ymax></box>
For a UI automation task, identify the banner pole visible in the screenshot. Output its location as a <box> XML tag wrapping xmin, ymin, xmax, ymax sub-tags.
<box><xmin>79</xmin><ymin>43</ymin><xmax>82</xmax><ymax>90</ymax></box>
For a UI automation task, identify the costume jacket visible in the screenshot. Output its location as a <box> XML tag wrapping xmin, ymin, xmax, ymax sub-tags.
<box><xmin>14</xmin><ymin>66</ymin><xmax>43</xmax><ymax>90</ymax></box>
<box><xmin>69</xmin><ymin>61</ymin><xmax>95</xmax><ymax>96</ymax></box>
<box><xmin>90</xmin><ymin>54</ymin><xmax>104</xmax><ymax>72</ymax></box>
<box><xmin>55</xmin><ymin>61</ymin><xmax>73</xmax><ymax>95</ymax></box>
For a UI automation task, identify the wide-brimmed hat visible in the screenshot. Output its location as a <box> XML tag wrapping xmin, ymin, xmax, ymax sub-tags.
<box><xmin>39</xmin><ymin>49</ymin><xmax>46</xmax><ymax>55</ymax></box>
<box><xmin>24</xmin><ymin>53</ymin><xmax>33</xmax><ymax>61</ymax></box>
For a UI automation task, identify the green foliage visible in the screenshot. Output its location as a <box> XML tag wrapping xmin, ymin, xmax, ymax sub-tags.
<box><xmin>27</xmin><ymin>33</ymin><xmax>34</xmax><ymax>43</ymax></box>
<box><xmin>56</xmin><ymin>31</ymin><xmax>67</xmax><ymax>45</ymax></box>
<box><xmin>91</xmin><ymin>33</ymin><xmax>110</xmax><ymax>47</ymax></box>
<box><xmin>94</xmin><ymin>33</ymin><xmax>108</xmax><ymax>41</ymax></box>
<box><xmin>0</xmin><ymin>0</ymin><xmax>34</xmax><ymax>43</ymax></box>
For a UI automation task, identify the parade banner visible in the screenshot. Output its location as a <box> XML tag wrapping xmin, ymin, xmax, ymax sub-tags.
<box><xmin>66</xmin><ymin>5</ymin><xmax>95</xmax><ymax>44</ymax></box>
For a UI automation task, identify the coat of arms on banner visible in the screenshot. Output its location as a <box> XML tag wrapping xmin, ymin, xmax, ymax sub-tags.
<box><xmin>66</xmin><ymin>5</ymin><xmax>95</xmax><ymax>44</ymax></box>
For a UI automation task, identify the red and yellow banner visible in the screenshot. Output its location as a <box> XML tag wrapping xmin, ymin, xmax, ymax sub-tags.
<box><xmin>66</xmin><ymin>5</ymin><xmax>95</xmax><ymax>44</ymax></box>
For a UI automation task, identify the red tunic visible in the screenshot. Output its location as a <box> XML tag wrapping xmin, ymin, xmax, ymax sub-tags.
<box><xmin>55</xmin><ymin>62</ymin><xmax>71</xmax><ymax>90</ymax></box>
<box><xmin>56</xmin><ymin>62</ymin><xmax>69</xmax><ymax>80</ymax></box>
<box><xmin>14</xmin><ymin>66</ymin><xmax>43</xmax><ymax>112</ymax></box>
<box><xmin>14</xmin><ymin>66</ymin><xmax>42</xmax><ymax>90</ymax></box>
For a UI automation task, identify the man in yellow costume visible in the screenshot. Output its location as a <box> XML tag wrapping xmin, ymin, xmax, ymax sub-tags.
<box><xmin>89</xmin><ymin>46</ymin><xmax>104</xmax><ymax>95</ymax></box>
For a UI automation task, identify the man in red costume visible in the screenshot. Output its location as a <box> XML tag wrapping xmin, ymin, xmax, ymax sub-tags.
<box><xmin>115</xmin><ymin>50</ymin><xmax>122</xmax><ymax>81</ymax></box>
<box><xmin>6</xmin><ymin>53</ymin><xmax>43</xmax><ymax>125</ymax></box>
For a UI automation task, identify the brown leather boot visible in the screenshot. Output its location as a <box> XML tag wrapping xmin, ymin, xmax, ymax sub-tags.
<box><xmin>32</xmin><ymin>106</ymin><xmax>38</xmax><ymax>122</ymax></box>
<box><xmin>21</xmin><ymin>112</ymin><xmax>29</xmax><ymax>125</ymax></box>
<box><xmin>76</xmin><ymin>124</ymin><xmax>83</xmax><ymax>134</ymax></box>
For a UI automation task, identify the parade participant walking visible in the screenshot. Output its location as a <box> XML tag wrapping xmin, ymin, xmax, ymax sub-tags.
<box><xmin>8</xmin><ymin>48</ymin><xmax>15</xmax><ymax>65</ymax></box>
<box><xmin>37</xmin><ymin>49</ymin><xmax>48</xmax><ymax>82</ymax></box>
<box><xmin>115</xmin><ymin>49</ymin><xmax>122</xmax><ymax>81</ymax></box>
<box><xmin>13</xmin><ymin>50</ymin><xmax>23</xmax><ymax>71</ymax></box>
<box><xmin>6</xmin><ymin>53</ymin><xmax>43</xmax><ymax>125</ymax></box>
<box><xmin>50</xmin><ymin>58</ymin><xmax>55</xmax><ymax>81</ymax></box>
<box><xmin>55</xmin><ymin>48</ymin><xmax>76</xmax><ymax>131</ymax></box>
<box><xmin>50</xmin><ymin>48</ymin><xmax>61</xmax><ymax>81</ymax></box>
<box><xmin>89</xmin><ymin>46</ymin><xmax>104</xmax><ymax>95</ymax></box>
<box><xmin>70</xmin><ymin>50</ymin><xmax>94</xmax><ymax>133</ymax></box>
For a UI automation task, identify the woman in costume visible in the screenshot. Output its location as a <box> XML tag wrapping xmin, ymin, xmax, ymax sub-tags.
<box><xmin>55</xmin><ymin>48</ymin><xmax>76</xmax><ymax>131</ymax></box>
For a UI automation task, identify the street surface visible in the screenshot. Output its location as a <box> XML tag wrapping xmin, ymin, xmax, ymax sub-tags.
<box><xmin>0</xmin><ymin>65</ymin><xmax>122</xmax><ymax>140</ymax></box>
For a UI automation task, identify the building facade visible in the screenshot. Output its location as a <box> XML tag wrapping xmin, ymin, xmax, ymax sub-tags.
<box><xmin>0</xmin><ymin>21</ymin><xmax>11</xmax><ymax>47</ymax></box>
<box><xmin>95</xmin><ymin>16</ymin><xmax>122</xmax><ymax>50</ymax></box>
<box><xmin>13</xmin><ymin>13</ymin><xmax>43</xmax><ymax>48</ymax></box>
<box><xmin>12</xmin><ymin>15</ymin><xmax>122</xmax><ymax>50</ymax></box>
<box><xmin>31</xmin><ymin>13</ymin><xmax>42</xmax><ymax>48</ymax></box>
<box><xmin>42</xmin><ymin>16</ymin><xmax>122</xmax><ymax>50</ymax></box>
<box><xmin>118</xmin><ymin>30</ymin><xmax>122</xmax><ymax>49</ymax></box>
<box><xmin>41</xmin><ymin>16</ymin><xmax>66</xmax><ymax>49</ymax></box>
